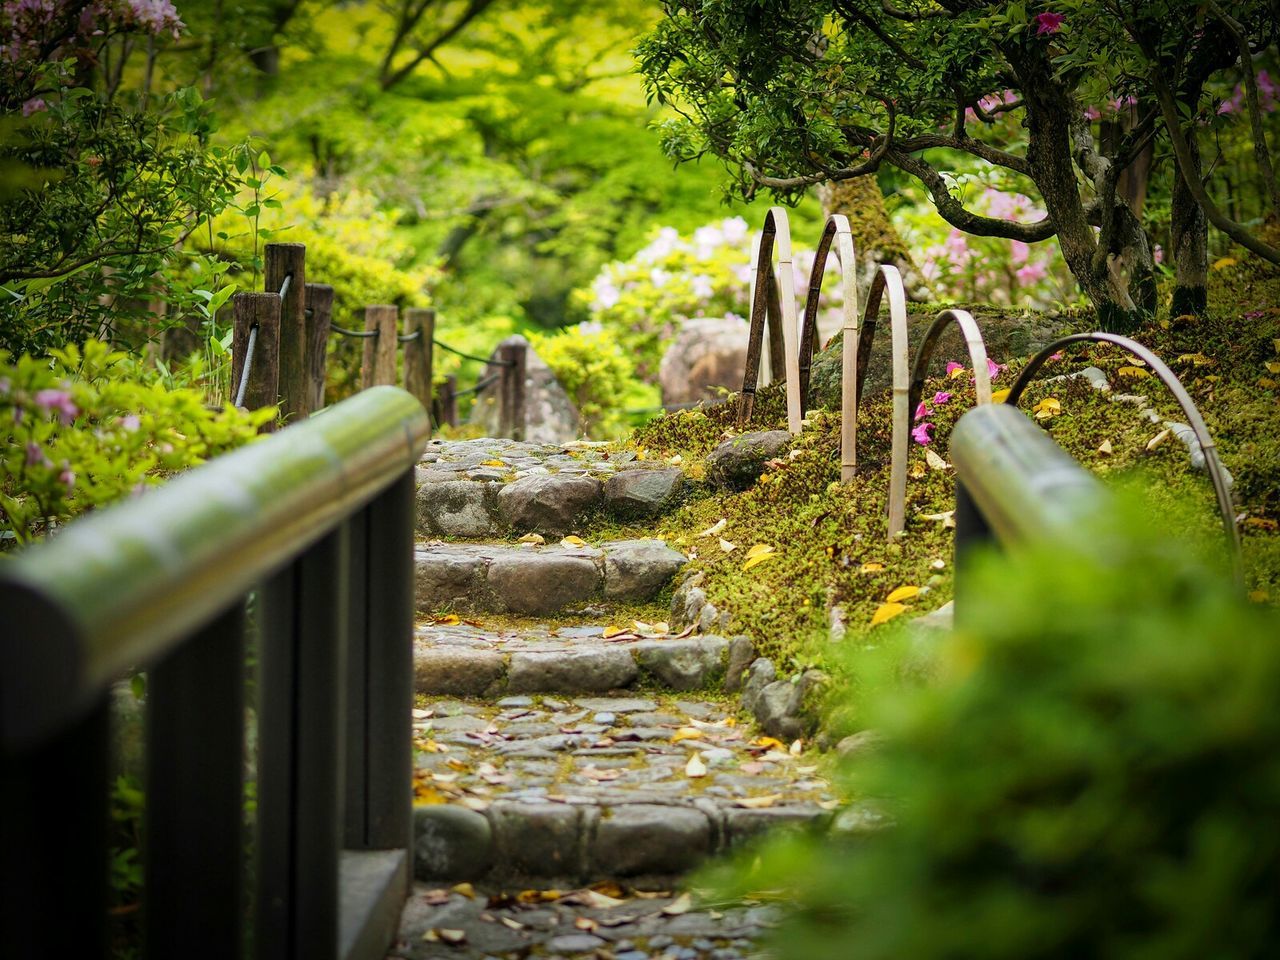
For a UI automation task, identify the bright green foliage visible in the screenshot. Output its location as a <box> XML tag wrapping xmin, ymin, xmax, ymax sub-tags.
<box><xmin>710</xmin><ymin>510</ymin><xmax>1280</xmax><ymax>958</ymax></box>
<box><xmin>0</xmin><ymin>340</ymin><xmax>274</xmax><ymax>547</ymax></box>
<box><xmin>529</xmin><ymin>325</ymin><xmax>650</xmax><ymax>438</ymax></box>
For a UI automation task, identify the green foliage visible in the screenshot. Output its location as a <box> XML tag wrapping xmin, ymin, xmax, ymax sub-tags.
<box><xmin>0</xmin><ymin>340</ymin><xmax>274</xmax><ymax>547</ymax></box>
<box><xmin>710</xmin><ymin>509</ymin><xmax>1280</xmax><ymax>958</ymax></box>
<box><xmin>0</xmin><ymin>64</ymin><xmax>244</xmax><ymax>355</ymax></box>
<box><xmin>529</xmin><ymin>325</ymin><xmax>650</xmax><ymax>438</ymax></box>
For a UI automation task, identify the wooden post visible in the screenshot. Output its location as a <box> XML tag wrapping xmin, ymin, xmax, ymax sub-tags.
<box><xmin>304</xmin><ymin>283</ymin><xmax>334</xmax><ymax>413</ymax></box>
<box><xmin>264</xmin><ymin>243</ymin><xmax>307</xmax><ymax>422</ymax></box>
<box><xmin>434</xmin><ymin>375</ymin><xmax>458</xmax><ymax>428</ymax></box>
<box><xmin>765</xmin><ymin>267</ymin><xmax>786</xmax><ymax>385</ymax></box>
<box><xmin>361</xmin><ymin>305</ymin><xmax>398</xmax><ymax>390</ymax></box>
<box><xmin>231</xmin><ymin>292</ymin><xmax>281</xmax><ymax>429</ymax></box>
<box><xmin>497</xmin><ymin>342</ymin><xmax>527</xmax><ymax>441</ymax></box>
<box><xmin>402</xmin><ymin>308</ymin><xmax>434</xmax><ymax>418</ymax></box>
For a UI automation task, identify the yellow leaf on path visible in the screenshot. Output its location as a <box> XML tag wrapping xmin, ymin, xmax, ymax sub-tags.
<box><xmin>499</xmin><ymin>917</ymin><xmax>525</xmax><ymax>931</ymax></box>
<box><xmin>1146</xmin><ymin>429</ymin><xmax>1171</xmax><ymax>451</ymax></box>
<box><xmin>789</xmin><ymin>739</ymin><xmax>804</xmax><ymax>755</ymax></box>
<box><xmin>575</xmin><ymin>917</ymin><xmax>599</xmax><ymax>932</ymax></box>
<box><xmin>746</xmin><ymin>543</ymin><xmax>775</xmax><ymax>558</ymax></box>
<box><xmin>698</xmin><ymin>518</ymin><xmax>728</xmax><ymax>538</ymax></box>
<box><xmin>1260</xmin><ymin>377</ymin><xmax>1278</xmax><ymax>389</ymax></box>
<box><xmin>1212</xmin><ymin>256</ymin><xmax>1238</xmax><ymax>270</ymax></box>
<box><xmin>672</xmin><ymin>727</ymin><xmax>705</xmax><ymax>743</ymax></box>
<box><xmin>1032</xmin><ymin>397</ymin><xmax>1061</xmax><ymax>420</ymax></box>
<box><xmin>733</xmin><ymin>794</ymin><xmax>779</xmax><ymax>811</ymax></box>
<box><xmin>1097</xmin><ymin>439</ymin><xmax>1113</xmax><ymax>456</ymax></box>
<box><xmin>433</xmin><ymin>614</ymin><xmax>461</xmax><ymax>625</ymax></box>
<box><xmin>991</xmin><ymin>387</ymin><xmax>1012</xmax><ymax>403</ymax></box>
<box><xmin>603</xmin><ymin>625</ymin><xmax>628</xmax><ymax>639</ymax></box>
<box><xmin>886</xmin><ymin>585</ymin><xmax>920</xmax><ymax>603</ymax></box>
<box><xmin>517</xmin><ymin>889</ymin><xmax>562</xmax><ymax>903</ymax></box>
<box><xmin>1266</xmin><ymin>361</ymin><xmax>1280</xmax><ymax>374</ymax></box>
<box><xmin>948</xmin><ymin>365</ymin><xmax>966</xmax><ymax>380</ymax></box>
<box><xmin>1117</xmin><ymin>366</ymin><xmax>1151</xmax><ymax>379</ymax></box>
<box><xmin>560</xmin><ymin>535</ymin><xmax>586</xmax><ymax>547</ymax></box>
<box><xmin>752</xmin><ymin>736</ymin><xmax>785</xmax><ymax>750</ymax></box>
<box><xmin>859</xmin><ymin>562</ymin><xmax>884</xmax><ymax>573</ymax></box>
<box><xmin>451</xmin><ymin>883</ymin><xmax>476</xmax><ymax>898</ymax></box>
<box><xmin>518</xmin><ymin>533</ymin><xmax>545</xmax><ymax>545</ymax></box>
<box><xmin>871</xmin><ymin>602</ymin><xmax>908</xmax><ymax>626</ymax></box>
<box><xmin>719</xmin><ymin>538</ymin><xmax>737</xmax><ymax>552</ymax></box>
<box><xmin>662</xmin><ymin>893</ymin><xmax>694</xmax><ymax>916</ymax></box>
<box><xmin>925</xmin><ymin>448</ymin><xmax>950</xmax><ymax>471</ymax></box>
<box><xmin>909</xmin><ymin>463</ymin><xmax>926</xmax><ymax>479</ymax></box>
<box><xmin>685</xmin><ymin>754</ymin><xmax>707</xmax><ymax>778</ymax></box>
<box><xmin>742</xmin><ymin>552</ymin><xmax>778</xmax><ymax>572</ymax></box>
<box><xmin>480</xmin><ymin>459</ymin><xmax>506</xmax><ymax>467</ymax></box>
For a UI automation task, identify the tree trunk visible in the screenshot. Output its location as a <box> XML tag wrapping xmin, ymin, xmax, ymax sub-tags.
<box><xmin>1170</xmin><ymin>105</ymin><xmax>1210</xmax><ymax>317</ymax></box>
<box><xmin>818</xmin><ymin>177</ymin><xmax>930</xmax><ymax>301</ymax></box>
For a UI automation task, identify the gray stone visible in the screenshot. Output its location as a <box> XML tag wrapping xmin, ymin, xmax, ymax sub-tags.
<box><xmin>414</xmin><ymin>547</ymin><xmax>489</xmax><ymax>614</ymax></box>
<box><xmin>836</xmin><ymin>730</ymin><xmax>884</xmax><ymax>760</ymax></box>
<box><xmin>413</xmin><ymin>805</ymin><xmax>493</xmax><ymax>880</ymax></box>
<box><xmin>508</xmin><ymin>649</ymin><xmax>639</xmax><ymax>694</ymax></box>
<box><xmin>573</xmin><ymin>697</ymin><xmax>656</xmax><ymax>713</ymax></box>
<box><xmin>753</xmin><ymin>669</ymin><xmax>826</xmax><ymax>741</ymax></box>
<box><xmin>723</xmin><ymin>636</ymin><xmax>756</xmax><ymax>694</ymax></box>
<box><xmin>497</xmin><ymin>473</ymin><xmax>601</xmax><ymax>536</ymax></box>
<box><xmin>490</xmin><ymin>802</ymin><xmax>584</xmax><ymax>878</ymax></box>
<box><xmin>602</xmin><ymin>540</ymin><xmax>687</xmax><ymax>601</ymax></box>
<box><xmin>659</xmin><ymin>315</ymin><xmax>750</xmax><ymax>407</ymax></box>
<box><xmin>670</xmin><ymin>572</ymin><xmax>708</xmax><ymax>631</ymax></box>
<box><xmin>740</xmin><ymin>658</ymin><xmax>776</xmax><ymax>716</ymax></box>
<box><xmin>634</xmin><ymin>637</ymin><xmax>728</xmax><ymax>691</ymax></box>
<box><xmin>468</xmin><ymin>335</ymin><xmax>584</xmax><ymax>444</ymax></box>
<box><xmin>602</xmin><ymin>468</ymin><xmax>684</xmax><ymax>520</ymax></box>
<box><xmin>706</xmin><ymin>431</ymin><xmax>791</xmax><ymax>490</ymax></box>
<box><xmin>415</xmin><ymin>479</ymin><xmax>499</xmax><ymax>539</ymax></box>
<box><xmin>413</xmin><ymin>647</ymin><xmax>506</xmax><ymax>698</ymax></box>
<box><xmin>726</xmin><ymin>805</ymin><xmax>826</xmax><ymax>846</ymax></box>
<box><xmin>546</xmin><ymin>934</ymin><xmax>608</xmax><ymax>953</ymax></box>
<box><xmin>488</xmin><ymin>552</ymin><xmax>600</xmax><ymax>615</ymax></box>
<box><xmin>593</xmin><ymin>805</ymin><xmax>712</xmax><ymax>876</ymax></box>
<box><xmin>497</xmin><ymin>695</ymin><xmax>534</xmax><ymax>708</ymax></box>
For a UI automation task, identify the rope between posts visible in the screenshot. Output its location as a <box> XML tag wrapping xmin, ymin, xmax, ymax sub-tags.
<box><xmin>330</xmin><ymin>322</ymin><xmax>380</xmax><ymax>339</ymax></box>
<box><xmin>453</xmin><ymin>374</ymin><xmax>500</xmax><ymax>397</ymax></box>
<box><xmin>233</xmin><ymin>323</ymin><xmax>258</xmax><ymax>408</ymax></box>
<box><xmin>397</xmin><ymin>330</ymin><xmax>422</xmax><ymax>343</ymax></box>
<box><xmin>433</xmin><ymin>339</ymin><xmax>514</xmax><ymax>367</ymax></box>
<box><xmin>277</xmin><ymin>273</ymin><xmax>291</xmax><ymax>302</ymax></box>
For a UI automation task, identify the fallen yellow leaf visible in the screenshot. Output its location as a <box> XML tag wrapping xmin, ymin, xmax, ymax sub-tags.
<box><xmin>909</xmin><ymin>463</ymin><xmax>926</xmax><ymax>479</ymax></box>
<box><xmin>870</xmin><ymin>602</ymin><xmax>908</xmax><ymax>626</ymax></box>
<box><xmin>1266</xmin><ymin>361</ymin><xmax>1280</xmax><ymax>374</ymax></box>
<box><xmin>433</xmin><ymin>614</ymin><xmax>461</xmax><ymax>625</ymax></box>
<box><xmin>1032</xmin><ymin>397</ymin><xmax>1061</xmax><ymax>419</ymax></box>
<box><xmin>672</xmin><ymin>727</ymin><xmax>705</xmax><ymax>743</ymax></box>
<box><xmin>859</xmin><ymin>562</ymin><xmax>884</xmax><ymax>573</ymax></box>
<box><xmin>662</xmin><ymin>893</ymin><xmax>694</xmax><ymax>915</ymax></box>
<box><xmin>742</xmin><ymin>552</ymin><xmax>778</xmax><ymax>571</ymax></box>
<box><xmin>734</xmin><ymin>795</ymin><xmax>781</xmax><ymax>809</ymax></box>
<box><xmin>1097</xmin><ymin>439</ymin><xmax>1113</xmax><ymax>456</ymax></box>
<box><xmin>1261</xmin><ymin>377</ymin><xmax>1279</xmax><ymax>389</ymax></box>
<box><xmin>991</xmin><ymin>387</ymin><xmax>1012</xmax><ymax>403</ymax></box>
<box><xmin>1117</xmin><ymin>366</ymin><xmax>1150</xmax><ymax>379</ymax></box>
<box><xmin>518</xmin><ymin>533</ymin><xmax>545</xmax><ymax>545</ymax></box>
<box><xmin>925</xmin><ymin>448</ymin><xmax>950</xmax><ymax>471</ymax></box>
<box><xmin>886</xmin><ymin>585</ymin><xmax>920</xmax><ymax>603</ymax></box>
<box><xmin>480</xmin><ymin>459</ymin><xmax>506</xmax><ymax>467</ymax></box>
<box><xmin>698</xmin><ymin>518</ymin><xmax>728</xmax><ymax>538</ymax></box>
<box><xmin>685</xmin><ymin>754</ymin><xmax>707</xmax><ymax>778</ymax></box>
<box><xmin>752</xmin><ymin>736</ymin><xmax>786</xmax><ymax>750</ymax></box>
<box><xmin>560</xmin><ymin>535</ymin><xmax>586</xmax><ymax>547</ymax></box>
<box><xmin>451</xmin><ymin>882</ymin><xmax>476</xmax><ymax>898</ymax></box>
<box><xmin>602</xmin><ymin>624</ymin><xmax>628</xmax><ymax>639</ymax></box>
<box><xmin>789</xmin><ymin>739</ymin><xmax>804</xmax><ymax>755</ymax></box>
<box><xmin>1146</xmin><ymin>428</ymin><xmax>1171</xmax><ymax>451</ymax></box>
<box><xmin>745</xmin><ymin>543</ymin><xmax>775</xmax><ymax>558</ymax></box>
<box><xmin>719</xmin><ymin>538</ymin><xmax>737</xmax><ymax>552</ymax></box>
<box><xmin>1212</xmin><ymin>256</ymin><xmax>1237</xmax><ymax>270</ymax></box>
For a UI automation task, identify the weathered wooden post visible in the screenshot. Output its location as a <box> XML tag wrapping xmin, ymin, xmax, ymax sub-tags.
<box><xmin>497</xmin><ymin>342</ymin><xmax>527</xmax><ymax>441</ymax></box>
<box><xmin>304</xmin><ymin>283</ymin><xmax>334</xmax><ymax>413</ymax></box>
<box><xmin>402</xmin><ymin>308</ymin><xmax>434</xmax><ymax>418</ymax></box>
<box><xmin>231</xmin><ymin>292</ymin><xmax>282</xmax><ymax>430</ymax></box>
<box><xmin>265</xmin><ymin>243</ymin><xmax>307</xmax><ymax>421</ymax></box>
<box><xmin>434</xmin><ymin>375</ymin><xmax>458</xmax><ymax>428</ymax></box>
<box><xmin>361</xmin><ymin>305</ymin><xmax>398</xmax><ymax>390</ymax></box>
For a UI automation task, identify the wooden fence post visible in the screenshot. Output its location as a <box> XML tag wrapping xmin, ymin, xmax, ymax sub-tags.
<box><xmin>361</xmin><ymin>305</ymin><xmax>398</xmax><ymax>390</ymax></box>
<box><xmin>402</xmin><ymin>308</ymin><xmax>434</xmax><ymax>418</ymax></box>
<box><xmin>304</xmin><ymin>283</ymin><xmax>334</xmax><ymax>413</ymax></box>
<box><xmin>265</xmin><ymin>243</ymin><xmax>307</xmax><ymax>422</ymax></box>
<box><xmin>497</xmin><ymin>342</ymin><xmax>527</xmax><ymax>441</ymax></box>
<box><xmin>231</xmin><ymin>292</ymin><xmax>281</xmax><ymax>430</ymax></box>
<box><xmin>434</xmin><ymin>375</ymin><xmax>458</xmax><ymax>428</ymax></box>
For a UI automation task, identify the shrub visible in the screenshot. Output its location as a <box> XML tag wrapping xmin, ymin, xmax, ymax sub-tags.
<box><xmin>1</xmin><ymin>339</ymin><xmax>273</xmax><ymax>547</ymax></box>
<box><xmin>711</xmin><ymin>499</ymin><xmax>1280</xmax><ymax>958</ymax></box>
<box><xmin>528</xmin><ymin>325</ymin><xmax>651</xmax><ymax>438</ymax></box>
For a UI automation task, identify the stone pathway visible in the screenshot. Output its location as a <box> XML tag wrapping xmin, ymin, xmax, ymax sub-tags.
<box><xmin>396</xmin><ymin>439</ymin><xmax>847</xmax><ymax>960</ymax></box>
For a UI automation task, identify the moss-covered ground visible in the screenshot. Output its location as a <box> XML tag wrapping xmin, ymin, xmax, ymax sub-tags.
<box><xmin>572</xmin><ymin>242</ymin><xmax>1280</xmax><ymax>681</ymax></box>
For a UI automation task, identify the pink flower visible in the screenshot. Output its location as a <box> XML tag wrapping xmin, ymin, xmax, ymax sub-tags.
<box><xmin>945</xmin><ymin>361</ymin><xmax>965</xmax><ymax>377</ymax></box>
<box><xmin>1010</xmin><ymin>240</ymin><xmax>1031</xmax><ymax>265</ymax></box>
<box><xmin>35</xmin><ymin>388</ymin><xmax>78</xmax><ymax>425</ymax></box>
<box><xmin>1049</xmin><ymin>352</ymin><xmax>1064</xmax><ymax>361</ymax></box>
<box><xmin>119</xmin><ymin>414</ymin><xmax>141</xmax><ymax>432</ymax></box>
<box><xmin>1034</xmin><ymin>12</ymin><xmax>1065</xmax><ymax>35</ymax></box>
<box><xmin>914</xmin><ymin>401</ymin><xmax>930</xmax><ymax>421</ymax></box>
<box><xmin>1153</xmin><ymin>244</ymin><xmax>1164</xmax><ymax>264</ymax></box>
<box><xmin>985</xmin><ymin>358</ymin><xmax>1006</xmax><ymax>381</ymax></box>
<box><xmin>58</xmin><ymin>463</ymin><xmax>75</xmax><ymax>493</ymax></box>
<box><xmin>933</xmin><ymin>391</ymin><xmax>952</xmax><ymax>405</ymax></box>
<box><xmin>912</xmin><ymin>422</ymin><xmax>935</xmax><ymax>445</ymax></box>
<box><xmin>1083</xmin><ymin>105</ymin><xmax>1101</xmax><ymax>121</ymax></box>
<box><xmin>25</xmin><ymin>442</ymin><xmax>50</xmax><ymax>469</ymax></box>
<box><xmin>21</xmin><ymin>97</ymin><xmax>46</xmax><ymax>117</ymax></box>
<box><xmin>1016</xmin><ymin>261</ymin><xmax>1048</xmax><ymax>285</ymax></box>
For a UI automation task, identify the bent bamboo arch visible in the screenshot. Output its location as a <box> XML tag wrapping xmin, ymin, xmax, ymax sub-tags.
<box><xmin>798</xmin><ymin>215</ymin><xmax>858</xmax><ymax>409</ymax></box>
<box><xmin>1005</xmin><ymin>332</ymin><xmax>1242</xmax><ymax>580</ymax></box>
<box><xmin>737</xmin><ymin>207</ymin><xmax>803</xmax><ymax>434</ymax></box>
<box><xmin>908</xmin><ymin>309</ymin><xmax>995</xmax><ymax>420</ymax></box>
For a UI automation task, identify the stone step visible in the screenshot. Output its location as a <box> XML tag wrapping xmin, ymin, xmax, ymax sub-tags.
<box><xmin>415</xmin><ymin>620</ymin><xmax>746</xmax><ymax>698</ymax></box>
<box><xmin>416</xmin><ymin>438</ymin><xmax>686</xmax><ymax>540</ymax></box>
<box><xmin>415</xmin><ymin>539</ymin><xmax>686</xmax><ymax>617</ymax></box>
<box><xmin>410</xmin><ymin>695</ymin><xmax>843</xmax><ymax>889</ymax></box>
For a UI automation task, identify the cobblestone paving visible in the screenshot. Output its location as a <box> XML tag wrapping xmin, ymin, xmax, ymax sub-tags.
<box><xmin>418</xmin><ymin>438</ymin><xmax>642</xmax><ymax>482</ymax></box>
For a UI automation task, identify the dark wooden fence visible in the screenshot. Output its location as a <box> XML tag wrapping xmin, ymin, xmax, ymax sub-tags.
<box><xmin>0</xmin><ymin>386</ymin><xmax>431</xmax><ymax>960</ymax></box>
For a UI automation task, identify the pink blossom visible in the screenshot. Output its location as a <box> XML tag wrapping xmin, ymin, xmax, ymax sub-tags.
<box><xmin>945</xmin><ymin>361</ymin><xmax>964</xmax><ymax>376</ymax></box>
<box><xmin>34</xmin><ymin>388</ymin><xmax>78</xmax><ymax>425</ymax></box>
<box><xmin>1016</xmin><ymin>261</ymin><xmax>1048</xmax><ymax>285</ymax></box>
<box><xmin>119</xmin><ymin>414</ymin><xmax>141</xmax><ymax>432</ymax></box>
<box><xmin>1034</xmin><ymin>12</ymin><xmax>1065</xmax><ymax>35</ymax></box>
<box><xmin>986</xmin><ymin>358</ymin><xmax>1005</xmax><ymax>380</ymax></box>
<box><xmin>1049</xmin><ymin>352</ymin><xmax>1064</xmax><ymax>362</ymax></box>
<box><xmin>58</xmin><ymin>463</ymin><xmax>75</xmax><ymax>493</ymax></box>
<box><xmin>933</xmin><ymin>391</ymin><xmax>952</xmax><ymax>405</ymax></box>
<box><xmin>21</xmin><ymin>97</ymin><xmax>46</xmax><ymax>117</ymax></box>
<box><xmin>911</xmin><ymin>422</ymin><xmax>935</xmax><ymax>445</ymax></box>
<box><xmin>25</xmin><ymin>442</ymin><xmax>50</xmax><ymax>469</ymax></box>
<box><xmin>943</xmin><ymin>229</ymin><xmax>971</xmax><ymax>269</ymax></box>
<box><xmin>1111</xmin><ymin>94</ymin><xmax>1137</xmax><ymax>112</ymax></box>
<box><xmin>1083</xmin><ymin>105</ymin><xmax>1101</xmax><ymax>121</ymax></box>
<box><xmin>1010</xmin><ymin>240</ymin><xmax>1030</xmax><ymax>265</ymax></box>
<box><xmin>1153</xmin><ymin>244</ymin><xmax>1164</xmax><ymax>264</ymax></box>
<box><xmin>914</xmin><ymin>401</ymin><xmax>930</xmax><ymax>421</ymax></box>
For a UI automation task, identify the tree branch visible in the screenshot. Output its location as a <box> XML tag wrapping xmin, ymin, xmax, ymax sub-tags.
<box><xmin>380</xmin><ymin>0</ymin><xmax>498</xmax><ymax>91</ymax></box>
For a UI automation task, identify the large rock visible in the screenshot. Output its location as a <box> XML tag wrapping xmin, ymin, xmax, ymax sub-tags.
<box><xmin>414</xmin><ymin>647</ymin><xmax>506</xmax><ymax>698</ymax></box>
<box><xmin>489</xmin><ymin>802</ymin><xmax>586</xmax><ymax>878</ymax></box>
<box><xmin>593</xmin><ymin>805</ymin><xmax>712</xmax><ymax>876</ymax></box>
<box><xmin>706</xmin><ymin>431</ymin><xmax>791</xmax><ymax>490</ymax></box>
<box><xmin>488</xmin><ymin>552</ymin><xmax>600</xmax><ymax>614</ymax></box>
<box><xmin>507</xmin><ymin>648</ymin><xmax>639</xmax><ymax>694</ymax></box>
<box><xmin>659</xmin><ymin>315</ymin><xmax>750</xmax><ymax>407</ymax></box>
<box><xmin>414</xmin><ymin>546</ymin><xmax>490</xmax><ymax>613</ymax></box>
<box><xmin>752</xmin><ymin>669</ymin><xmax>827</xmax><ymax>741</ymax></box>
<box><xmin>497</xmin><ymin>473</ymin><xmax>601</xmax><ymax>536</ymax></box>
<box><xmin>414</xmin><ymin>805</ymin><xmax>493</xmax><ymax>880</ymax></box>
<box><xmin>602</xmin><ymin>468</ymin><xmax>684</xmax><ymax>520</ymax></box>
<box><xmin>469</xmin><ymin>335</ymin><xmax>583</xmax><ymax>443</ymax></box>
<box><xmin>723</xmin><ymin>636</ymin><xmax>757</xmax><ymax>694</ymax></box>
<box><xmin>602</xmin><ymin>539</ymin><xmax>687</xmax><ymax>600</ymax></box>
<box><xmin>415</xmin><ymin>479</ymin><xmax>499</xmax><ymax>539</ymax></box>
<box><xmin>634</xmin><ymin>637</ymin><xmax>727</xmax><ymax>690</ymax></box>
